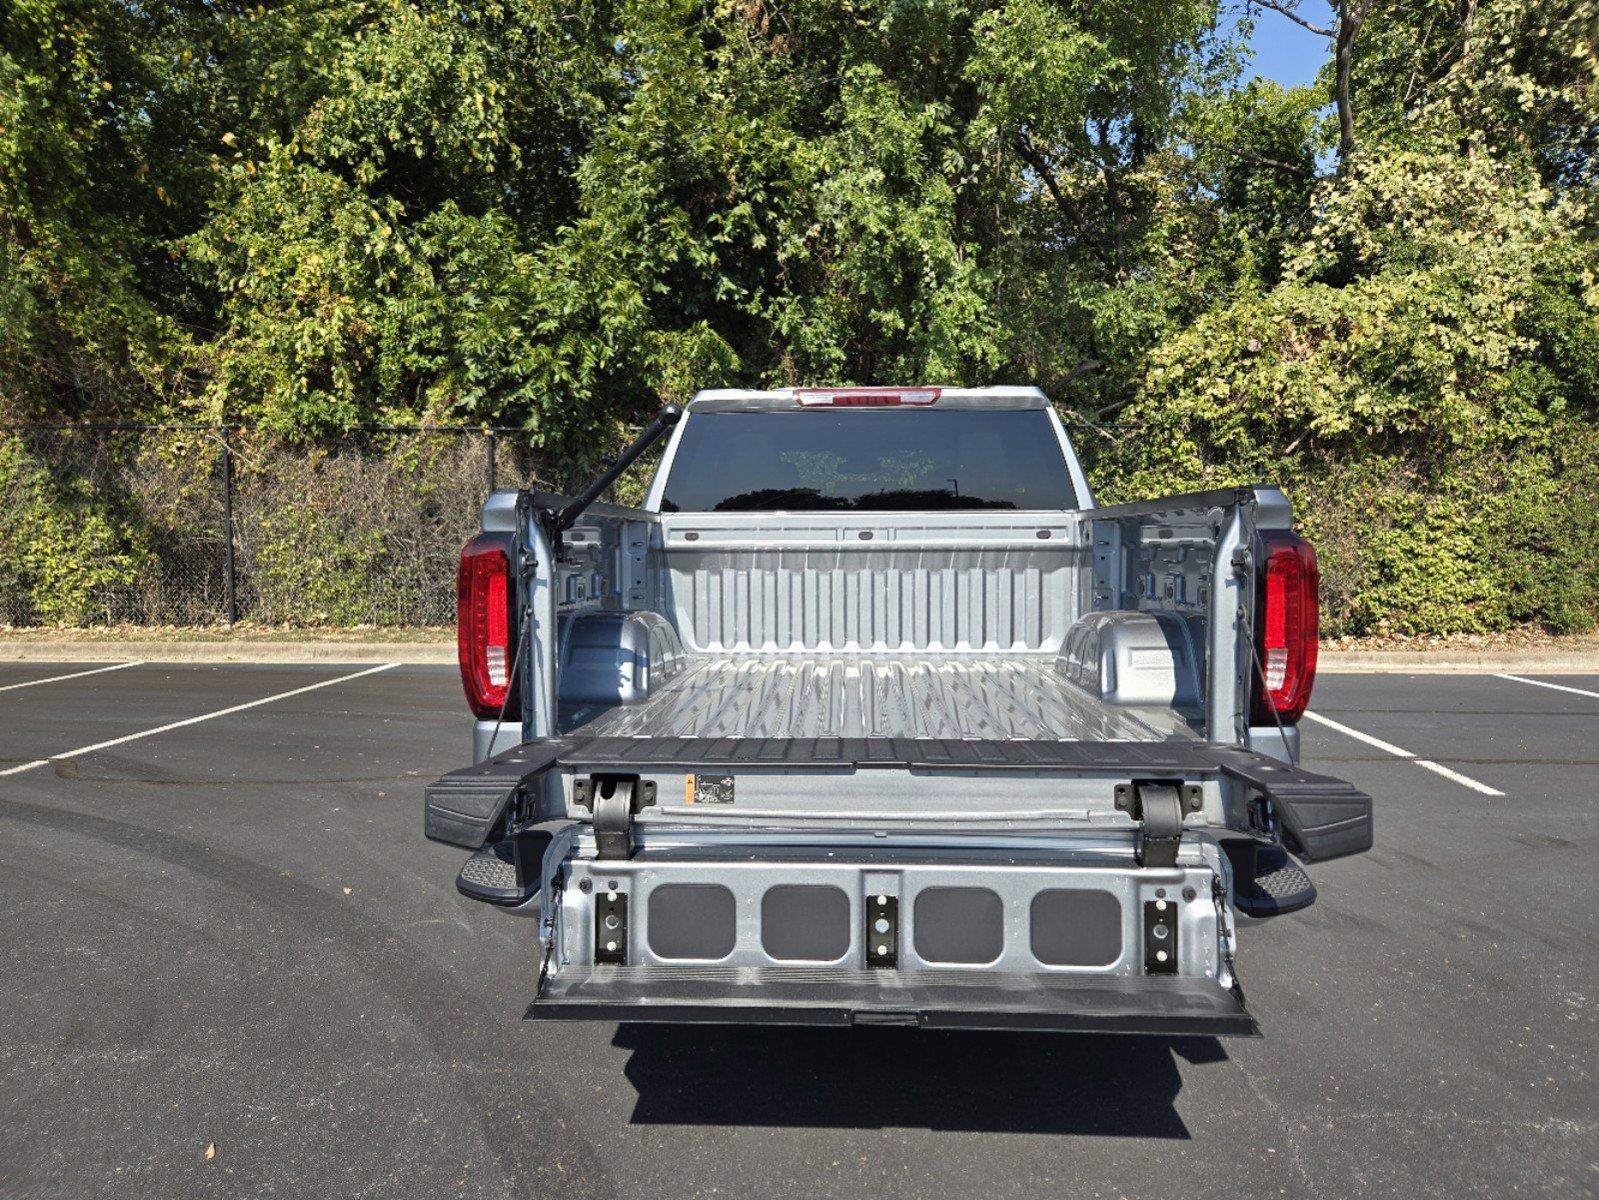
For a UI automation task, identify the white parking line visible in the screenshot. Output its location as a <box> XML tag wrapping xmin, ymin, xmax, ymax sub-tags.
<box><xmin>1299</xmin><ymin>711</ymin><xmax>1411</xmax><ymax>757</ymax></box>
<box><xmin>0</xmin><ymin>663</ymin><xmax>398</xmax><ymax>778</ymax></box>
<box><xmin>1409</xmin><ymin>759</ymin><xmax>1504</xmax><ymax>794</ymax></box>
<box><xmin>0</xmin><ymin>661</ymin><xmax>144</xmax><ymax>693</ymax></box>
<box><xmin>1300</xmin><ymin>710</ymin><xmax>1505</xmax><ymax>796</ymax></box>
<box><xmin>1496</xmin><ymin>673</ymin><xmax>1599</xmax><ymax>701</ymax></box>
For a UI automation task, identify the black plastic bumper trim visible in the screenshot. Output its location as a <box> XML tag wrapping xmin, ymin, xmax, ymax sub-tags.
<box><xmin>424</xmin><ymin>743</ymin><xmax>564</xmax><ymax>849</ymax></box>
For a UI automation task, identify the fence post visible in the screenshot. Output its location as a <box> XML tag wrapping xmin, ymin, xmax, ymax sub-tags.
<box><xmin>485</xmin><ymin>431</ymin><xmax>497</xmax><ymax>495</ymax></box>
<box><xmin>221</xmin><ymin>430</ymin><xmax>238</xmax><ymax>626</ymax></box>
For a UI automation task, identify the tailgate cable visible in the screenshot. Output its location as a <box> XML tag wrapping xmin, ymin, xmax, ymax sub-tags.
<box><xmin>485</xmin><ymin>607</ymin><xmax>534</xmax><ymax>759</ymax></box>
<box><xmin>534</xmin><ymin>868</ymin><xmax>566</xmax><ymax>998</ymax></box>
<box><xmin>1248</xmin><ymin>638</ymin><xmax>1298</xmax><ymax>766</ymax></box>
<box><xmin>1238</xmin><ymin>593</ymin><xmax>1300</xmax><ymax>767</ymax></box>
<box><xmin>1238</xmin><ymin>570</ymin><xmax>1303</xmax><ymax>852</ymax></box>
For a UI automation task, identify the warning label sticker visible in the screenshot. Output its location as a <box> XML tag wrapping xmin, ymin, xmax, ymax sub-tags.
<box><xmin>686</xmin><ymin>773</ymin><xmax>735</xmax><ymax>804</ymax></box>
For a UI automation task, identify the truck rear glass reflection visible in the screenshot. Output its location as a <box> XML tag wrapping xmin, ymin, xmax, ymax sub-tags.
<box><xmin>659</xmin><ymin>410</ymin><xmax>1077</xmax><ymax>512</ymax></box>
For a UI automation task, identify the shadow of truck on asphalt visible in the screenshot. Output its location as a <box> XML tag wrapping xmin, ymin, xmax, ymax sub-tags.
<box><xmin>615</xmin><ymin>1025</ymin><xmax>1226</xmax><ymax>1137</ymax></box>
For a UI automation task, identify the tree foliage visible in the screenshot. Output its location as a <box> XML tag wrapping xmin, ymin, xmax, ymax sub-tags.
<box><xmin>3</xmin><ymin>0</ymin><xmax>1598</xmax><ymax>631</ymax></box>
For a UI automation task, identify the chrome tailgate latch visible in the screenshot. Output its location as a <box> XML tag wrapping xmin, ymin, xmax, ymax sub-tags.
<box><xmin>1115</xmin><ymin>781</ymin><xmax>1202</xmax><ymax>869</ymax></box>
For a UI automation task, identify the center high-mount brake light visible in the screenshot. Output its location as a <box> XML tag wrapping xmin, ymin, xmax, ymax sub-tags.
<box><xmin>794</xmin><ymin>387</ymin><xmax>941</xmax><ymax>407</ymax></box>
<box><xmin>1251</xmin><ymin>531</ymin><xmax>1320</xmax><ymax>725</ymax></box>
<box><xmin>458</xmin><ymin>533</ymin><xmax>518</xmax><ymax>719</ymax></box>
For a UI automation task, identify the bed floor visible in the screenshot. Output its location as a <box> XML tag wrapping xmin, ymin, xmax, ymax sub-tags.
<box><xmin>564</xmin><ymin>655</ymin><xmax>1196</xmax><ymax>743</ymax></box>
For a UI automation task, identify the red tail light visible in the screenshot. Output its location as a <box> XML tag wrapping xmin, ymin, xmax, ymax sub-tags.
<box><xmin>458</xmin><ymin>533</ymin><xmax>519</xmax><ymax>719</ymax></box>
<box><xmin>1251</xmin><ymin>531</ymin><xmax>1319</xmax><ymax>725</ymax></box>
<box><xmin>795</xmin><ymin>387</ymin><xmax>941</xmax><ymax>407</ymax></box>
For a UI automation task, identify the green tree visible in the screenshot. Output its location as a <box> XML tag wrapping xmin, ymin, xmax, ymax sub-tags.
<box><xmin>0</xmin><ymin>0</ymin><xmax>238</xmax><ymax>417</ymax></box>
<box><xmin>187</xmin><ymin>0</ymin><xmax>1220</xmax><ymax>444</ymax></box>
<box><xmin>4</xmin><ymin>0</ymin><xmax>1599</xmax><ymax>633</ymax></box>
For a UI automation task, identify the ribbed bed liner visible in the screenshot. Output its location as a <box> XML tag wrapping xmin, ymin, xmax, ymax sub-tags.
<box><xmin>566</xmin><ymin>655</ymin><xmax>1195</xmax><ymax>743</ymax></box>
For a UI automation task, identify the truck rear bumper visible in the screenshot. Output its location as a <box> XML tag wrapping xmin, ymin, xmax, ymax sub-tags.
<box><xmin>528</xmin><ymin>965</ymin><xmax>1256</xmax><ymax>1036</ymax></box>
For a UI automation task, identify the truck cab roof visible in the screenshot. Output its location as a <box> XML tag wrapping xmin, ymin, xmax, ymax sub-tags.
<box><xmin>685</xmin><ymin>386</ymin><xmax>1050</xmax><ymax>411</ymax></box>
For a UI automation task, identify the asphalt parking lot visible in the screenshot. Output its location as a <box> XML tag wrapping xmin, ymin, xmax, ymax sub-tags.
<box><xmin>1</xmin><ymin>662</ymin><xmax>1594</xmax><ymax>1199</ymax></box>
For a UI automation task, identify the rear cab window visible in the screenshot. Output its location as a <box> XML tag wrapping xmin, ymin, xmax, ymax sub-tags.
<box><xmin>658</xmin><ymin>408</ymin><xmax>1079</xmax><ymax>513</ymax></box>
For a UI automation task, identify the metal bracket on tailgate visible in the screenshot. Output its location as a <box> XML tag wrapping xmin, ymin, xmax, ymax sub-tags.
<box><xmin>1115</xmin><ymin>781</ymin><xmax>1203</xmax><ymax>868</ymax></box>
<box><xmin>594</xmin><ymin>889</ymin><xmax>628</xmax><ymax>963</ymax></box>
<box><xmin>1143</xmin><ymin>898</ymin><xmax>1180</xmax><ymax>973</ymax></box>
<box><xmin>866</xmin><ymin>894</ymin><xmax>899</xmax><ymax>968</ymax></box>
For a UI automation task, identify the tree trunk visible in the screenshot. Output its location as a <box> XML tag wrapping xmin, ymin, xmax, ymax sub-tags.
<box><xmin>1334</xmin><ymin>0</ymin><xmax>1368</xmax><ymax>171</ymax></box>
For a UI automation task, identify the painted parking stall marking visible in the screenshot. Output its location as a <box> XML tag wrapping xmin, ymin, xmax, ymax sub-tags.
<box><xmin>0</xmin><ymin>661</ymin><xmax>145</xmax><ymax>693</ymax></box>
<box><xmin>1495</xmin><ymin>673</ymin><xmax>1599</xmax><ymax>701</ymax></box>
<box><xmin>0</xmin><ymin>663</ymin><xmax>398</xmax><ymax>777</ymax></box>
<box><xmin>1300</xmin><ymin>710</ymin><xmax>1505</xmax><ymax>796</ymax></box>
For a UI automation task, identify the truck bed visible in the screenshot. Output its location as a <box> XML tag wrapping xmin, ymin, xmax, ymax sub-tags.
<box><xmin>432</xmin><ymin>400</ymin><xmax>1378</xmax><ymax>1039</ymax></box>
<box><xmin>563</xmin><ymin>655</ymin><xmax>1195</xmax><ymax>743</ymax></box>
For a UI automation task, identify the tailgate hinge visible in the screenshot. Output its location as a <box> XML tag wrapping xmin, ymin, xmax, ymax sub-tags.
<box><xmin>1115</xmin><ymin>781</ymin><xmax>1202</xmax><ymax>868</ymax></box>
<box><xmin>572</xmin><ymin>775</ymin><xmax>656</xmax><ymax>861</ymax></box>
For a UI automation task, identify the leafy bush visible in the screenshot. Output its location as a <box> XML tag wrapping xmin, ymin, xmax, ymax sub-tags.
<box><xmin>1101</xmin><ymin>152</ymin><xmax>1599</xmax><ymax>635</ymax></box>
<box><xmin>0</xmin><ymin>429</ymin><xmax>516</xmax><ymax>627</ymax></box>
<box><xmin>0</xmin><ymin>435</ymin><xmax>151</xmax><ymax>624</ymax></box>
<box><xmin>4</xmin><ymin>0</ymin><xmax>1597</xmax><ymax>634</ymax></box>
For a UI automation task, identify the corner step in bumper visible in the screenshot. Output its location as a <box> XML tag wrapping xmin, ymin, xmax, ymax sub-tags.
<box><xmin>527</xmin><ymin>966</ymin><xmax>1257</xmax><ymax>1036</ymax></box>
<box><xmin>456</xmin><ymin>842</ymin><xmax>538</xmax><ymax>907</ymax></box>
<box><xmin>1231</xmin><ymin>844</ymin><xmax>1317</xmax><ymax>918</ymax></box>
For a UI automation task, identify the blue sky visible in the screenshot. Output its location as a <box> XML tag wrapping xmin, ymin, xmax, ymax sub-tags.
<box><xmin>1226</xmin><ymin>1</ymin><xmax>1336</xmax><ymax>89</ymax></box>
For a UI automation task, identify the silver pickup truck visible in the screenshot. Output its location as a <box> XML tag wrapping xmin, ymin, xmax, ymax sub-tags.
<box><xmin>426</xmin><ymin>386</ymin><xmax>1372</xmax><ymax>1035</ymax></box>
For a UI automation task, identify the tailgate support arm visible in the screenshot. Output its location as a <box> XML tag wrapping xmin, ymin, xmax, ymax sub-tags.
<box><xmin>591</xmin><ymin>780</ymin><xmax>638</xmax><ymax>860</ymax></box>
<box><xmin>1115</xmin><ymin>781</ymin><xmax>1203</xmax><ymax>868</ymax></box>
<box><xmin>571</xmin><ymin>774</ymin><xmax>656</xmax><ymax>860</ymax></box>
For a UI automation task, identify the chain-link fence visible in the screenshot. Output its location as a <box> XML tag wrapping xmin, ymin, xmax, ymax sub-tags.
<box><xmin>0</xmin><ymin>423</ymin><xmax>596</xmax><ymax>628</ymax></box>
